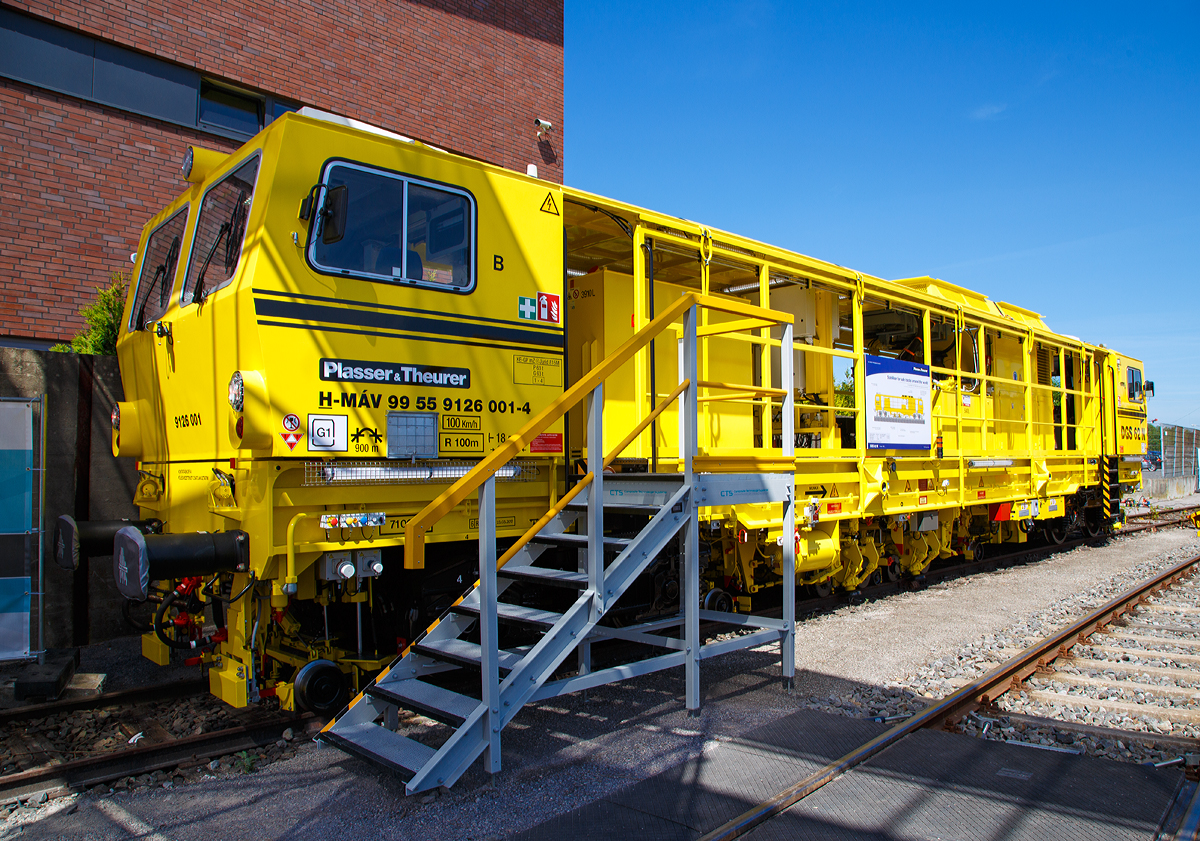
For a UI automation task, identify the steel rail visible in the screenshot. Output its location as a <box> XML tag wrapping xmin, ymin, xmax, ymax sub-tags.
<box><xmin>0</xmin><ymin>679</ymin><xmax>209</xmax><ymax>726</ymax></box>
<box><xmin>0</xmin><ymin>712</ymin><xmax>316</xmax><ymax>804</ymax></box>
<box><xmin>700</xmin><ymin>552</ymin><xmax>1200</xmax><ymax>841</ymax></box>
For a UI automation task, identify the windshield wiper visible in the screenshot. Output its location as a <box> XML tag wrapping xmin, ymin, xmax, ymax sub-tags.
<box><xmin>137</xmin><ymin>264</ymin><xmax>167</xmax><ymax>329</ymax></box>
<box><xmin>191</xmin><ymin>222</ymin><xmax>231</xmax><ymax>305</ymax></box>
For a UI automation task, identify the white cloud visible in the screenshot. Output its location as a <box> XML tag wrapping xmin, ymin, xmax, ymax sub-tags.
<box><xmin>970</xmin><ymin>103</ymin><xmax>1007</xmax><ymax>120</ymax></box>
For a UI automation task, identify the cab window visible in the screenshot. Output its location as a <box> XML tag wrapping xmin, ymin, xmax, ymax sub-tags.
<box><xmin>129</xmin><ymin>206</ymin><xmax>188</xmax><ymax>331</ymax></box>
<box><xmin>1127</xmin><ymin>367</ymin><xmax>1143</xmax><ymax>402</ymax></box>
<box><xmin>181</xmin><ymin>154</ymin><xmax>261</xmax><ymax>305</ymax></box>
<box><xmin>307</xmin><ymin>161</ymin><xmax>475</xmax><ymax>293</ymax></box>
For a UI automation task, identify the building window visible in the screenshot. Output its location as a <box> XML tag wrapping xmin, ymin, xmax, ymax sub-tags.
<box><xmin>199</xmin><ymin>82</ymin><xmax>262</xmax><ymax>137</ymax></box>
<box><xmin>0</xmin><ymin>9</ymin><xmax>299</xmax><ymax>141</ymax></box>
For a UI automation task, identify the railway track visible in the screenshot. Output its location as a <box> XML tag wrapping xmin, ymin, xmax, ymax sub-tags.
<box><xmin>0</xmin><ymin>680</ymin><xmax>310</xmax><ymax>805</ymax></box>
<box><xmin>700</xmin><ymin>552</ymin><xmax>1200</xmax><ymax>841</ymax></box>
<box><xmin>3</xmin><ymin>522</ymin><xmax>1189</xmax><ymax>808</ymax></box>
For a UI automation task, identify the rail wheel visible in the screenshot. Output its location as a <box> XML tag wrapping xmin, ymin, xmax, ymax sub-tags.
<box><xmin>808</xmin><ymin>580</ymin><xmax>833</xmax><ymax>598</ymax></box>
<box><xmin>882</xmin><ymin>561</ymin><xmax>900</xmax><ymax>583</ymax></box>
<box><xmin>1047</xmin><ymin>520</ymin><xmax>1069</xmax><ymax>545</ymax></box>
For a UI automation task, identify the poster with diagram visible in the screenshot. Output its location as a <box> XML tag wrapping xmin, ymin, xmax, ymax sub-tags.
<box><xmin>865</xmin><ymin>354</ymin><xmax>932</xmax><ymax>451</ymax></box>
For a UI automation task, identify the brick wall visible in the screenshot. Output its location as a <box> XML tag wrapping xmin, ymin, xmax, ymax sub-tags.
<box><xmin>1</xmin><ymin>1</ymin><xmax>563</xmax><ymax>342</ymax></box>
<box><xmin>0</xmin><ymin>80</ymin><xmax>241</xmax><ymax>341</ymax></box>
<box><xmin>10</xmin><ymin>0</ymin><xmax>564</xmax><ymax>181</ymax></box>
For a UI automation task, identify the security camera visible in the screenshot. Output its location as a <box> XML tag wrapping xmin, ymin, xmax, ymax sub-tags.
<box><xmin>534</xmin><ymin>118</ymin><xmax>553</xmax><ymax>138</ymax></box>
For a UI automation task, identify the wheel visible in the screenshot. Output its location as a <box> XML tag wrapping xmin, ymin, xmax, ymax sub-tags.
<box><xmin>869</xmin><ymin>569</ymin><xmax>883</xmax><ymax>587</ymax></box>
<box><xmin>703</xmin><ymin>587</ymin><xmax>734</xmax><ymax>613</ymax></box>
<box><xmin>1084</xmin><ymin>514</ymin><xmax>1103</xmax><ymax>538</ymax></box>
<box><xmin>1047</xmin><ymin>520</ymin><xmax>1069</xmax><ymax>545</ymax></box>
<box><xmin>882</xmin><ymin>562</ymin><xmax>900</xmax><ymax>583</ymax></box>
<box><xmin>809</xmin><ymin>580</ymin><xmax>833</xmax><ymax>599</ymax></box>
<box><xmin>294</xmin><ymin>659</ymin><xmax>348</xmax><ymax>717</ymax></box>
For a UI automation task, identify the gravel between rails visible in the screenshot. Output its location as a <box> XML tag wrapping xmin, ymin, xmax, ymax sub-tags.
<box><xmin>6</xmin><ymin>529</ymin><xmax>1199</xmax><ymax>840</ymax></box>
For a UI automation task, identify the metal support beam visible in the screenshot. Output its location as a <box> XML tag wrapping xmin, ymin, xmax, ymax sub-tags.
<box><xmin>478</xmin><ymin>474</ymin><xmax>501</xmax><ymax>774</ymax></box>
<box><xmin>781</xmin><ymin>321</ymin><xmax>796</xmax><ymax>690</ymax></box>
<box><xmin>587</xmin><ymin>383</ymin><xmax>605</xmax><ymax>621</ymax></box>
<box><xmin>682</xmin><ymin>304</ymin><xmax>701</xmax><ymax>714</ymax></box>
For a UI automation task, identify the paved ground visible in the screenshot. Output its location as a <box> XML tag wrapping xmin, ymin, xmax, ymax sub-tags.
<box><xmin>5</xmin><ymin>528</ymin><xmax>1198</xmax><ymax>840</ymax></box>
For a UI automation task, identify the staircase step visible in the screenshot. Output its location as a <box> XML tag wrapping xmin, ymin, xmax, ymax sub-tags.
<box><xmin>499</xmin><ymin>565</ymin><xmax>589</xmax><ymax>588</ymax></box>
<box><xmin>564</xmin><ymin>501</ymin><xmax>662</xmax><ymax>515</ymax></box>
<box><xmin>369</xmin><ymin>679</ymin><xmax>479</xmax><ymax>727</ymax></box>
<box><xmin>412</xmin><ymin>638</ymin><xmax>525</xmax><ymax>672</ymax></box>
<box><xmin>606</xmin><ymin>473</ymin><xmax>684</xmax><ymax>481</ymax></box>
<box><xmin>452</xmin><ymin>601</ymin><xmax>563</xmax><ymax>628</ymax></box>
<box><xmin>321</xmin><ymin>722</ymin><xmax>435</xmax><ymax>781</ymax></box>
<box><xmin>529</xmin><ymin>532</ymin><xmax>630</xmax><ymax>550</ymax></box>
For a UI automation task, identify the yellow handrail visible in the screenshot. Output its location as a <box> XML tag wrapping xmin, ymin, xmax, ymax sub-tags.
<box><xmin>402</xmin><ymin>292</ymin><xmax>792</xmax><ymax>569</ymax></box>
<box><xmin>492</xmin><ymin>377</ymin><xmax>690</xmax><ymax>570</ymax></box>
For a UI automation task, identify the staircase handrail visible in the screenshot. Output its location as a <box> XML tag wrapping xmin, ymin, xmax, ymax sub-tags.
<box><xmin>403</xmin><ymin>292</ymin><xmax>793</xmax><ymax>569</ymax></box>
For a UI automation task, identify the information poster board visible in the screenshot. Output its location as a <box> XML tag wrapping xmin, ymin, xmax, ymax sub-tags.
<box><xmin>0</xmin><ymin>402</ymin><xmax>32</xmax><ymax>660</ymax></box>
<box><xmin>865</xmin><ymin>354</ymin><xmax>932</xmax><ymax>451</ymax></box>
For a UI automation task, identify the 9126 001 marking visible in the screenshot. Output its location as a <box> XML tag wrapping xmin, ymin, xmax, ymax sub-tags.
<box><xmin>174</xmin><ymin>412</ymin><xmax>201</xmax><ymax>428</ymax></box>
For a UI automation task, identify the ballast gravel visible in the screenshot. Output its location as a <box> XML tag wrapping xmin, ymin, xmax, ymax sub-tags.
<box><xmin>8</xmin><ymin>528</ymin><xmax>1199</xmax><ymax>840</ymax></box>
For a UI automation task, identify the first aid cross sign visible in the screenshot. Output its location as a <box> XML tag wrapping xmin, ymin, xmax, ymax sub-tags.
<box><xmin>518</xmin><ymin>296</ymin><xmax>537</xmax><ymax>321</ymax></box>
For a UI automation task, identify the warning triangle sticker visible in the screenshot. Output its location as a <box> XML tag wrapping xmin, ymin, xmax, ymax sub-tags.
<box><xmin>829</xmin><ymin>484</ymin><xmax>839</xmax><ymax>498</ymax></box>
<box><xmin>904</xmin><ymin>480</ymin><xmax>912</xmax><ymax>493</ymax></box>
<box><xmin>540</xmin><ymin>192</ymin><xmax>560</xmax><ymax>215</ymax></box>
<box><xmin>281</xmin><ymin>432</ymin><xmax>301</xmax><ymax>450</ymax></box>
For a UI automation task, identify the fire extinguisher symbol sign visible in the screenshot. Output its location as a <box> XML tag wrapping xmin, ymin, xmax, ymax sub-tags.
<box><xmin>537</xmin><ymin>292</ymin><xmax>560</xmax><ymax>324</ymax></box>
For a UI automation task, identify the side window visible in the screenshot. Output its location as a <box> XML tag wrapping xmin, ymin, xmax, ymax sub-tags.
<box><xmin>308</xmin><ymin>162</ymin><xmax>475</xmax><ymax>292</ymax></box>
<box><xmin>181</xmin><ymin>155</ymin><xmax>260</xmax><ymax>305</ymax></box>
<box><xmin>1128</xmin><ymin>367</ymin><xmax>1143</xmax><ymax>402</ymax></box>
<box><xmin>129</xmin><ymin>206</ymin><xmax>188</xmax><ymax>331</ymax></box>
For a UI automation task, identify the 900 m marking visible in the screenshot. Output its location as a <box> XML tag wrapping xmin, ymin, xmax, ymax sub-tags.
<box><xmin>174</xmin><ymin>413</ymin><xmax>202</xmax><ymax>428</ymax></box>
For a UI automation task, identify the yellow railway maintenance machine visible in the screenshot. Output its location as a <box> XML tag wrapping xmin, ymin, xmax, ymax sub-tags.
<box><xmin>53</xmin><ymin>109</ymin><xmax>1152</xmax><ymax>792</ymax></box>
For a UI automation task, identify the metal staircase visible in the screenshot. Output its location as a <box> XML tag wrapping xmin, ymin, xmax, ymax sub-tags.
<box><xmin>319</xmin><ymin>293</ymin><xmax>798</xmax><ymax>793</ymax></box>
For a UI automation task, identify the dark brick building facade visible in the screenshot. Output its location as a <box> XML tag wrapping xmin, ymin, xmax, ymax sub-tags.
<box><xmin>0</xmin><ymin>1</ymin><xmax>564</xmax><ymax>345</ymax></box>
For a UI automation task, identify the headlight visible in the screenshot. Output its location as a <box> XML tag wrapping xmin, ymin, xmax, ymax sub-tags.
<box><xmin>111</xmin><ymin>404</ymin><xmax>120</xmax><ymax>431</ymax></box>
<box><xmin>228</xmin><ymin>371</ymin><xmax>244</xmax><ymax>413</ymax></box>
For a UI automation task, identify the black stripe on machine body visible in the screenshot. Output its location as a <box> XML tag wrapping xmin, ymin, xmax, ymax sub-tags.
<box><xmin>1117</xmin><ymin>409</ymin><xmax>1148</xmax><ymax>420</ymax></box>
<box><xmin>254</xmin><ymin>298</ymin><xmax>563</xmax><ymax>349</ymax></box>
<box><xmin>251</xmin><ymin>288</ymin><xmax>561</xmax><ymax>339</ymax></box>
<box><xmin>256</xmin><ymin>320</ymin><xmax>565</xmax><ymax>356</ymax></box>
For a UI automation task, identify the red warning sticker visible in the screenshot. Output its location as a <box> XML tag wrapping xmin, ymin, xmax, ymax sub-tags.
<box><xmin>529</xmin><ymin>432</ymin><xmax>563</xmax><ymax>453</ymax></box>
<box><xmin>977</xmin><ymin>490</ymin><xmax>987</xmax><ymax>499</ymax></box>
<box><xmin>281</xmin><ymin>432</ymin><xmax>301</xmax><ymax>450</ymax></box>
<box><xmin>537</xmin><ymin>292</ymin><xmax>560</xmax><ymax>324</ymax></box>
<box><xmin>826</xmin><ymin>502</ymin><xmax>842</xmax><ymax>514</ymax></box>
<box><xmin>282</xmin><ymin>413</ymin><xmax>301</xmax><ymax>432</ymax></box>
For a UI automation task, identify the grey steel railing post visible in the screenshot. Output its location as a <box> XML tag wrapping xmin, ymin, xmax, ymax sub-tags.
<box><xmin>780</xmin><ymin>322</ymin><xmax>796</xmax><ymax>689</ymax></box>
<box><xmin>478</xmin><ymin>473</ymin><xmax>500</xmax><ymax>773</ymax></box>
<box><xmin>682</xmin><ymin>304</ymin><xmax>700</xmax><ymax>713</ymax></box>
<box><xmin>587</xmin><ymin>383</ymin><xmax>604</xmax><ymax>622</ymax></box>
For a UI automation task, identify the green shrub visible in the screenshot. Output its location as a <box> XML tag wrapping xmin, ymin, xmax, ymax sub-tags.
<box><xmin>51</xmin><ymin>272</ymin><xmax>129</xmax><ymax>355</ymax></box>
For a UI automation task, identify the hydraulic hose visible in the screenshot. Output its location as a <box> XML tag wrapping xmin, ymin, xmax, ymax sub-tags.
<box><xmin>154</xmin><ymin>587</ymin><xmax>227</xmax><ymax>651</ymax></box>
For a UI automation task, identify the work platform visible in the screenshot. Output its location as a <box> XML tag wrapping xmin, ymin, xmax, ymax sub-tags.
<box><xmin>514</xmin><ymin>708</ymin><xmax>1185</xmax><ymax>841</ymax></box>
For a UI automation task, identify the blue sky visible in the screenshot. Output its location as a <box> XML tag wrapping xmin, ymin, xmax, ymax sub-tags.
<box><xmin>565</xmin><ymin>2</ymin><xmax>1199</xmax><ymax>429</ymax></box>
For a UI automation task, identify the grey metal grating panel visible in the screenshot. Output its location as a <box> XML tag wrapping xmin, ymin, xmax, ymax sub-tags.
<box><xmin>746</xmin><ymin>729</ymin><xmax>1181</xmax><ymax>841</ymax></box>
<box><xmin>387</xmin><ymin>411</ymin><xmax>439</xmax><ymax>458</ymax></box>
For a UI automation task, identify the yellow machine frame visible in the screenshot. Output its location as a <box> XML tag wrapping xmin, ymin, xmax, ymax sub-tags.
<box><xmin>104</xmin><ymin>109</ymin><xmax>1148</xmax><ymax>711</ymax></box>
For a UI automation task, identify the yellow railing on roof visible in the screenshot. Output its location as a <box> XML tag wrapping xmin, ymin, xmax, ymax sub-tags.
<box><xmin>402</xmin><ymin>292</ymin><xmax>793</xmax><ymax>569</ymax></box>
